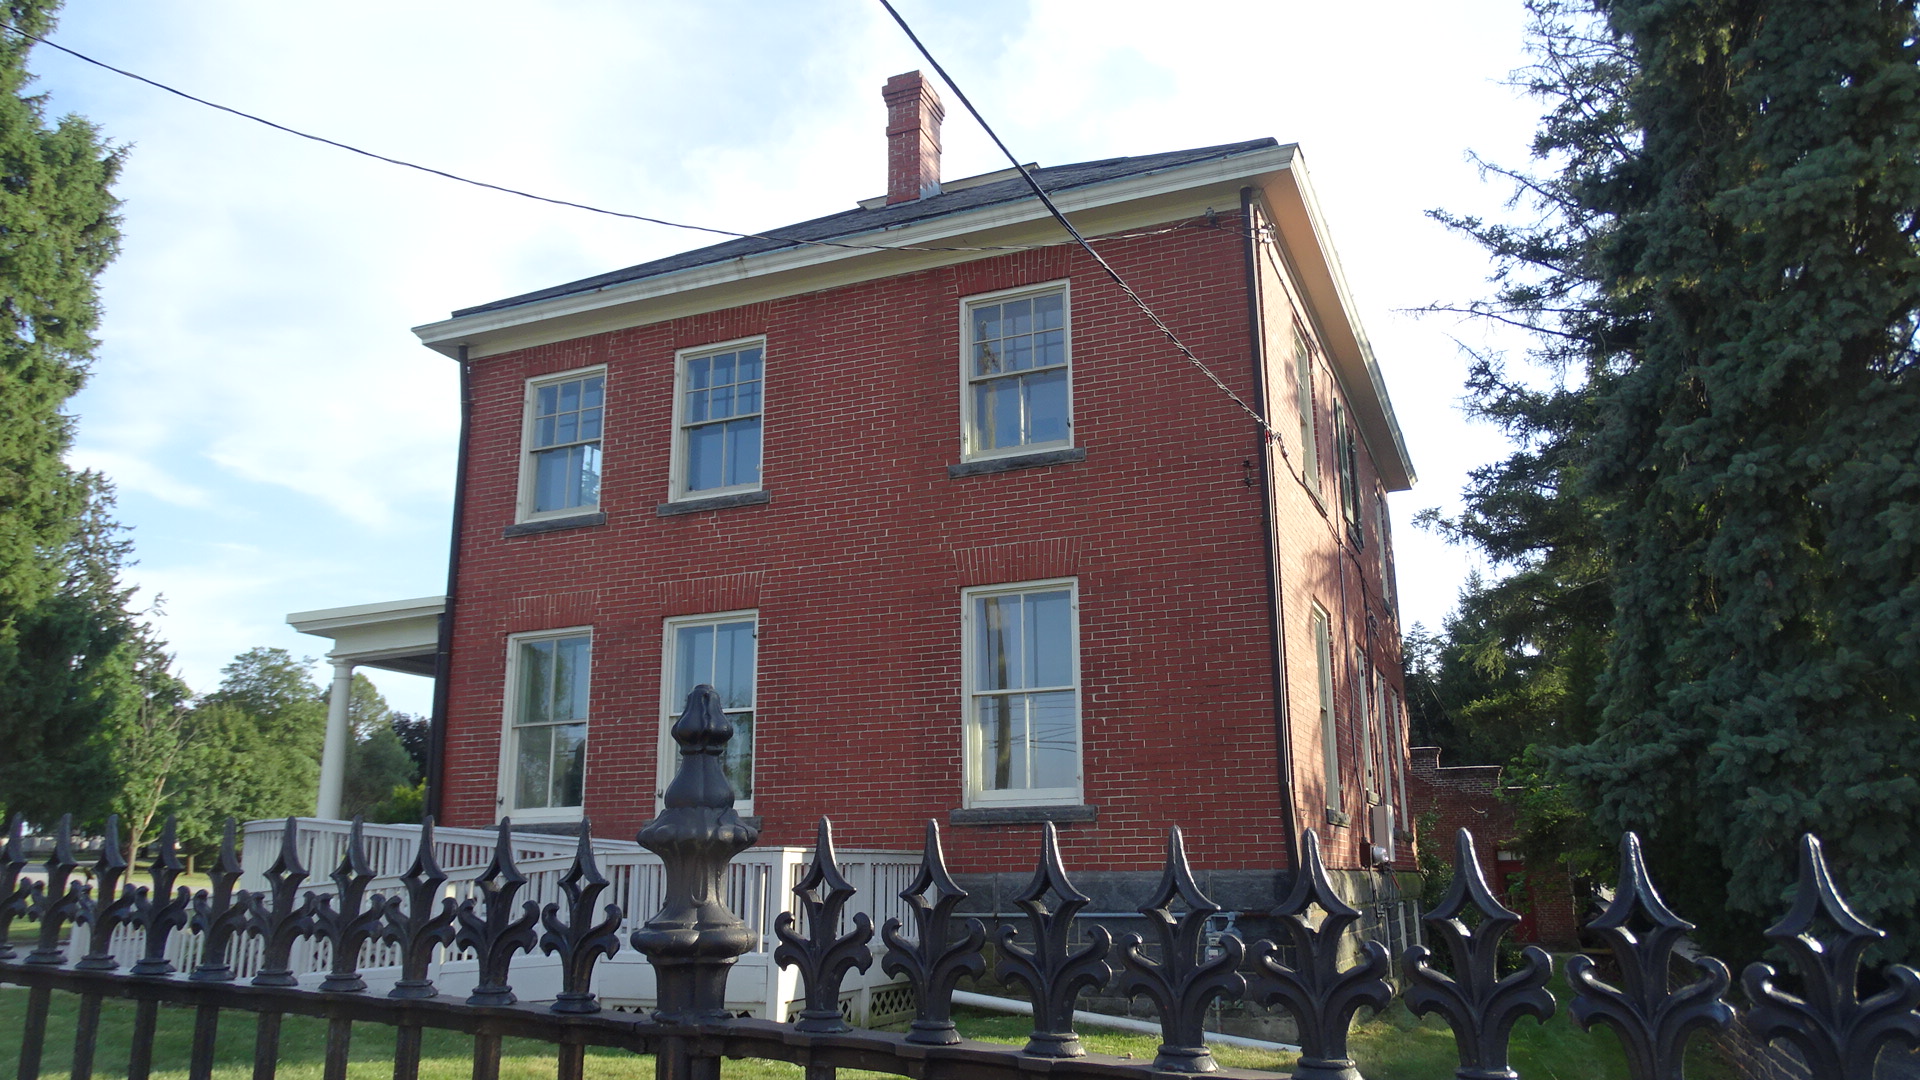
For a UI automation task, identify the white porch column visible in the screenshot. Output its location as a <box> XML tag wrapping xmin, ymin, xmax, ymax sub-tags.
<box><xmin>315</xmin><ymin>658</ymin><xmax>354</xmax><ymax>819</ymax></box>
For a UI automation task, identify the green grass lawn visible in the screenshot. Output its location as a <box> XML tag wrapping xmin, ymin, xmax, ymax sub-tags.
<box><xmin>0</xmin><ymin>971</ymin><xmax>1739</xmax><ymax>1079</ymax></box>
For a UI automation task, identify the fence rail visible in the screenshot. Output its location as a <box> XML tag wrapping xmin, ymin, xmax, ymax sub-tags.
<box><xmin>4</xmin><ymin>685</ymin><xmax>1918</xmax><ymax>1080</ymax></box>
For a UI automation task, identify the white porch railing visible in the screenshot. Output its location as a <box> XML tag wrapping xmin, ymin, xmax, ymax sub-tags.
<box><xmin>111</xmin><ymin>818</ymin><xmax>921</xmax><ymax>1023</ymax></box>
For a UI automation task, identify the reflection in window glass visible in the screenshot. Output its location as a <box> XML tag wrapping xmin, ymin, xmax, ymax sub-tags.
<box><xmin>681</xmin><ymin>345</ymin><xmax>763</xmax><ymax>494</ymax></box>
<box><xmin>967</xmin><ymin>290</ymin><xmax>1068</xmax><ymax>455</ymax></box>
<box><xmin>670</xmin><ymin>616</ymin><xmax>757</xmax><ymax>798</ymax></box>
<box><xmin>530</xmin><ymin>374</ymin><xmax>604</xmax><ymax>514</ymax></box>
<box><xmin>969</xmin><ymin>586</ymin><xmax>1077</xmax><ymax>797</ymax></box>
<box><xmin>511</xmin><ymin>633</ymin><xmax>589</xmax><ymax>811</ymax></box>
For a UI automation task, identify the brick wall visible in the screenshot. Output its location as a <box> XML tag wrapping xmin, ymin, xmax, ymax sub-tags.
<box><xmin>439</xmin><ymin>213</ymin><xmax>1408</xmax><ymax>880</ymax></box>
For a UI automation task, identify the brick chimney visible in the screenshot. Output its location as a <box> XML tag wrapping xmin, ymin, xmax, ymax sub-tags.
<box><xmin>883</xmin><ymin>71</ymin><xmax>943</xmax><ymax>204</ymax></box>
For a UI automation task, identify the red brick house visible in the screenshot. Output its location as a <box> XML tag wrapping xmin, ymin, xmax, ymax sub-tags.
<box><xmin>399</xmin><ymin>73</ymin><xmax>1418</xmax><ymax>920</ymax></box>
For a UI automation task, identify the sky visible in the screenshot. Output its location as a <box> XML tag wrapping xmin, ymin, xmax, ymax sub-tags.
<box><xmin>36</xmin><ymin>0</ymin><xmax>1545</xmax><ymax>715</ymax></box>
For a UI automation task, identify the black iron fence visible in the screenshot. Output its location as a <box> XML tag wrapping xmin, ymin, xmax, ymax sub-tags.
<box><xmin>2</xmin><ymin>685</ymin><xmax>1918</xmax><ymax>1080</ymax></box>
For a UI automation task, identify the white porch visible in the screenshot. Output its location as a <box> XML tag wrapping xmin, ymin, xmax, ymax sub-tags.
<box><xmin>287</xmin><ymin>595</ymin><xmax>445</xmax><ymax>819</ymax></box>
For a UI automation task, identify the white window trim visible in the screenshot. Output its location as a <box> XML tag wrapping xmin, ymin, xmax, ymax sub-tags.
<box><xmin>959</xmin><ymin>576</ymin><xmax>1084</xmax><ymax>808</ymax></box>
<box><xmin>957</xmin><ymin>280</ymin><xmax>1074</xmax><ymax>463</ymax></box>
<box><xmin>657</xmin><ymin>608</ymin><xmax>760</xmax><ymax>815</ymax></box>
<box><xmin>496</xmin><ymin>625</ymin><xmax>592</xmax><ymax>824</ymax></box>
<box><xmin>516</xmin><ymin>365</ymin><xmax>607</xmax><ymax>524</ymax></box>
<box><xmin>668</xmin><ymin>336</ymin><xmax>766</xmax><ymax>503</ymax></box>
<box><xmin>1293</xmin><ymin>325</ymin><xmax>1322</xmax><ymax>502</ymax></box>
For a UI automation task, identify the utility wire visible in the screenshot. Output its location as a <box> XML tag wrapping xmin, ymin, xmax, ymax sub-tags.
<box><xmin>875</xmin><ymin>0</ymin><xmax>1280</xmax><ymax>443</ymax></box>
<box><xmin>0</xmin><ymin>21</ymin><xmax>1195</xmax><ymax>257</ymax></box>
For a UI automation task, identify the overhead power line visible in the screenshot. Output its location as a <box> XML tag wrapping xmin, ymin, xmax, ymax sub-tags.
<box><xmin>0</xmin><ymin>22</ymin><xmax>1196</xmax><ymax>257</ymax></box>
<box><xmin>875</xmin><ymin>0</ymin><xmax>1281</xmax><ymax>444</ymax></box>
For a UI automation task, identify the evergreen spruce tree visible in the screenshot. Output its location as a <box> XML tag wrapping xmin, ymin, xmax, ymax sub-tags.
<box><xmin>0</xmin><ymin>0</ymin><xmax>131</xmax><ymax>824</ymax></box>
<box><xmin>1435</xmin><ymin>0</ymin><xmax>1919</xmax><ymax>961</ymax></box>
<box><xmin>1562</xmin><ymin>0</ymin><xmax>1920</xmax><ymax>961</ymax></box>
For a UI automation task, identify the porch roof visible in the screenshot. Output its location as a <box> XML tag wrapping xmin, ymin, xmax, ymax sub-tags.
<box><xmin>286</xmin><ymin>595</ymin><xmax>444</xmax><ymax>676</ymax></box>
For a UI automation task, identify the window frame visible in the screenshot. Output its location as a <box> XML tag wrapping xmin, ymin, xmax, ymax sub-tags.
<box><xmin>1312</xmin><ymin>604</ymin><xmax>1340</xmax><ymax>815</ymax></box>
<box><xmin>958</xmin><ymin>280</ymin><xmax>1074</xmax><ymax>463</ymax></box>
<box><xmin>657</xmin><ymin>609</ymin><xmax>760</xmax><ymax>814</ymax></box>
<box><xmin>959</xmin><ymin>576</ymin><xmax>1084</xmax><ymax>808</ymax></box>
<box><xmin>1292</xmin><ymin>325</ymin><xmax>1323</xmax><ymax>502</ymax></box>
<box><xmin>496</xmin><ymin>626</ymin><xmax>593</xmax><ymax>824</ymax></box>
<box><xmin>516</xmin><ymin>366</ymin><xmax>607</xmax><ymax>524</ymax></box>
<box><xmin>668</xmin><ymin>336</ymin><xmax>767</xmax><ymax>504</ymax></box>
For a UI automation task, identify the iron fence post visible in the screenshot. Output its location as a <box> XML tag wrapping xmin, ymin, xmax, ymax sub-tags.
<box><xmin>632</xmin><ymin>684</ymin><xmax>762</xmax><ymax>1080</ymax></box>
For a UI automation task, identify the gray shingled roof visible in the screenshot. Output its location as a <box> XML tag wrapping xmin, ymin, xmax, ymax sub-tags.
<box><xmin>451</xmin><ymin>138</ymin><xmax>1279</xmax><ymax>318</ymax></box>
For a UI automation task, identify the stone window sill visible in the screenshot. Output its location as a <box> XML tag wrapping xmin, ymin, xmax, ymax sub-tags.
<box><xmin>947</xmin><ymin>447</ymin><xmax>1087</xmax><ymax>479</ymax></box>
<box><xmin>1327</xmin><ymin>809</ymin><xmax>1351</xmax><ymax>828</ymax></box>
<box><xmin>502</xmin><ymin>511</ymin><xmax>605</xmax><ymax>538</ymax></box>
<box><xmin>949</xmin><ymin>804</ymin><xmax>1098</xmax><ymax>826</ymax></box>
<box><xmin>656</xmin><ymin>490</ymin><xmax>772</xmax><ymax>517</ymax></box>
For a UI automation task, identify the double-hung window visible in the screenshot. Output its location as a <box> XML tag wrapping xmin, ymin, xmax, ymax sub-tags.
<box><xmin>1312</xmin><ymin>604</ymin><xmax>1340</xmax><ymax>815</ymax></box>
<box><xmin>962</xmin><ymin>579</ymin><xmax>1080</xmax><ymax>805</ymax></box>
<box><xmin>521</xmin><ymin>369</ymin><xmax>604</xmax><ymax>520</ymax></box>
<box><xmin>662</xmin><ymin>612</ymin><xmax>758</xmax><ymax>805</ymax></box>
<box><xmin>1293</xmin><ymin>327</ymin><xmax>1321</xmax><ymax>499</ymax></box>
<box><xmin>503</xmin><ymin>629</ymin><xmax>590</xmax><ymax>818</ymax></box>
<box><xmin>673</xmin><ymin>339</ymin><xmax>763</xmax><ymax>499</ymax></box>
<box><xmin>961</xmin><ymin>283</ymin><xmax>1071</xmax><ymax>459</ymax></box>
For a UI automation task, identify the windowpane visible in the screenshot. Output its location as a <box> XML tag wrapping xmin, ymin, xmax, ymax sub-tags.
<box><xmin>973</xmin><ymin>305</ymin><xmax>999</xmax><ymax>342</ymax></box>
<box><xmin>555</xmin><ymin>411</ymin><xmax>578</xmax><ymax>444</ymax></box>
<box><xmin>516</xmin><ymin>727</ymin><xmax>550</xmax><ymax>809</ymax></box>
<box><xmin>688</xmin><ymin>388</ymin><xmax>710</xmax><ymax>424</ymax></box>
<box><xmin>558</xmin><ymin>380</ymin><xmax>580</xmax><ymax>414</ymax></box>
<box><xmin>687</xmin><ymin>424</ymin><xmax>724</xmax><ymax>491</ymax></box>
<box><xmin>1029</xmin><ymin>692</ymin><xmax>1077</xmax><ymax>789</ymax></box>
<box><xmin>1004</xmin><ymin>298</ymin><xmax>1032</xmax><ymax>335</ymax></box>
<box><xmin>974</xmin><ymin>342</ymin><xmax>1000</xmax><ymax>377</ymax></box>
<box><xmin>583</xmin><ymin>376</ymin><xmax>604</xmax><ymax>409</ymax></box>
<box><xmin>976</xmin><ymin>595</ymin><xmax>1020</xmax><ymax>691</ymax></box>
<box><xmin>737</xmin><ymin>348</ymin><xmax>762</xmax><ymax>382</ymax></box>
<box><xmin>977</xmin><ymin>694</ymin><xmax>1023</xmax><ymax>790</ymax></box>
<box><xmin>518</xmin><ymin>639</ymin><xmax>554</xmax><ymax>726</ymax></box>
<box><xmin>537</xmin><ymin>385</ymin><xmax>558</xmax><ymax>416</ymax></box>
<box><xmin>725</xmin><ymin>419</ymin><xmax>761</xmax><ymax>487</ymax></box>
<box><xmin>554</xmin><ymin>723</ymin><xmax>586</xmax><ymax>807</ymax></box>
<box><xmin>1024</xmin><ymin>369</ymin><xmax>1068</xmax><ymax>445</ymax></box>
<box><xmin>688</xmin><ymin>356</ymin><xmax>711</xmax><ymax>390</ymax></box>
<box><xmin>536</xmin><ymin>416</ymin><xmax>558</xmax><ymax>448</ymax></box>
<box><xmin>1004</xmin><ymin>335</ymin><xmax>1033</xmax><ymax>372</ymax></box>
<box><xmin>580</xmin><ymin>411</ymin><xmax>602</xmax><ymax>440</ymax></box>
<box><xmin>725</xmin><ymin>712</ymin><xmax>753</xmax><ymax>798</ymax></box>
<box><xmin>674</xmin><ymin>624</ymin><xmax>712</xmax><ymax>700</ymax></box>
<box><xmin>989</xmin><ymin>379</ymin><xmax>1022</xmax><ymax>449</ymax></box>
<box><xmin>712</xmin><ymin>384</ymin><xmax>734</xmax><ymax>419</ymax></box>
<box><xmin>715</xmin><ymin>620</ymin><xmax>756</xmax><ymax>709</ymax></box>
<box><xmin>575</xmin><ymin>445</ymin><xmax>601</xmax><ymax>508</ymax></box>
<box><xmin>554</xmin><ymin>636</ymin><xmax>588</xmax><ymax>722</ymax></box>
<box><xmin>1024</xmin><ymin>590</ymin><xmax>1071</xmax><ymax>687</ymax></box>
<box><xmin>1035</xmin><ymin>292</ymin><xmax>1063</xmax><ymax>329</ymax></box>
<box><xmin>736</xmin><ymin>378</ymin><xmax>761</xmax><ymax>415</ymax></box>
<box><xmin>1035</xmin><ymin>329</ymin><xmax>1066</xmax><ymax>368</ymax></box>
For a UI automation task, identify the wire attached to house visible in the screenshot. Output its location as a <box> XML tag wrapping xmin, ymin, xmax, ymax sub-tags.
<box><xmin>875</xmin><ymin>0</ymin><xmax>1282</xmax><ymax>444</ymax></box>
<box><xmin>0</xmin><ymin>22</ymin><xmax>1199</xmax><ymax>257</ymax></box>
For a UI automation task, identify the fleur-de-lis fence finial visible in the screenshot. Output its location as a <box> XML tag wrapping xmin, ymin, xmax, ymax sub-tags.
<box><xmin>26</xmin><ymin>814</ymin><xmax>84</xmax><ymax>965</ymax></box>
<box><xmin>190</xmin><ymin>819</ymin><xmax>249</xmax><ymax>982</ymax></box>
<box><xmin>246</xmin><ymin>817</ymin><xmax>317</xmax><ymax>987</ymax></box>
<box><xmin>384</xmin><ymin>815</ymin><xmax>459</xmax><ymax>999</ymax></box>
<box><xmin>0</xmin><ymin>814</ymin><xmax>28</xmax><ymax>960</ymax></box>
<box><xmin>1403</xmin><ymin>829</ymin><xmax>1555</xmax><ymax>1080</ymax></box>
<box><xmin>994</xmin><ymin>822</ymin><xmax>1113</xmax><ymax>1058</ymax></box>
<box><xmin>1567</xmin><ymin>832</ymin><xmax>1731</xmax><ymax>1080</ymax></box>
<box><xmin>774</xmin><ymin>817</ymin><xmax>875</xmax><ymax>1032</ymax></box>
<box><xmin>454</xmin><ymin>818</ymin><xmax>541</xmax><ymax>1007</ymax></box>
<box><xmin>881</xmin><ymin>819</ymin><xmax>986</xmax><ymax>1045</ymax></box>
<box><xmin>1117</xmin><ymin>826</ymin><xmax>1246</xmax><ymax>1073</ymax></box>
<box><xmin>129</xmin><ymin>817</ymin><xmax>192</xmax><ymax>976</ymax></box>
<box><xmin>1247</xmin><ymin>829</ymin><xmax>1392</xmax><ymax>1080</ymax></box>
<box><xmin>1741</xmin><ymin>834</ymin><xmax>1920</xmax><ymax>1080</ymax></box>
<box><xmin>312</xmin><ymin>817</ymin><xmax>391</xmax><ymax>992</ymax></box>
<box><xmin>540</xmin><ymin>820</ymin><xmax>623</xmax><ymax>1014</ymax></box>
<box><xmin>77</xmin><ymin>815</ymin><xmax>138</xmax><ymax>971</ymax></box>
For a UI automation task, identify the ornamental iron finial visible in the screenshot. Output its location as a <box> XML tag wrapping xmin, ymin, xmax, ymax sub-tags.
<box><xmin>246</xmin><ymin>817</ymin><xmax>317</xmax><ymax>987</ymax></box>
<box><xmin>77</xmin><ymin>815</ymin><xmax>137</xmax><ymax>971</ymax></box>
<box><xmin>774</xmin><ymin>817</ymin><xmax>875</xmax><ymax>1032</ymax></box>
<box><xmin>1567</xmin><ymin>832</ymin><xmax>1731</xmax><ymax>1080</ymax></box>
<box><xmin>1741</xmin><ymin>834</ymin><xmax>1920</xmax><ymax>1080</ymax></box>
<box><xmin>540</xmin><ymin>820</ymin><xmax>624</xmax><ymax>1014</ymax></box>
<box><xmin>994</xmin><ymin>822</ymin><xmax>1113</xmax><ymax>1058</ymax></box>
<box><xmin>631</xmin><ymin>684</ymin><xmax>761</xmax><ymax>1023</ymax></box>
<box><xmin>129</xmin><ymin>817</ymin><xmax>192</xmax><ymax>976</ymax></box>
<box><xmin>453</xmin><ymin>818</ymin><xmax>541</xmax><ymax>1007</ymax></box>
<box><xmin>0</xmin><ymin>814</ymin><xmax>28</xmax><ymax>960</ymax></box>
<box><xmin>384</xmin><ymin>815</ymin><xmax>458</xmax><ymax>1000</ymax></box>
<box><xmin>881</xmin><ymin>819</ymin><xmax>986</xmax><ymax>1045</ymax></box>
<box><xmin>26</xmin><ymin>814</ymin><xmax>84</xmax><ymax>965</ymax></box>
<box><xmin>1403</xmin><ymin>828</ymin><xmax>1555</xmax><ymax>1080</ymax></box>
<box><xmin>1247</xmin><ymin>829</ymin><xmax>1392</xmax><ymax>1080</ymax></box>
<box><xmin>190</xmin><ymin>819</ymin><xmax>249</xmax><ymax>982</ymax></box>
<box><xmin>1117</xmin><ymin>826</ymin><xmax>1247</xmax><ymax>1073</ymax></box>
<box><xmin>312</xmin><ymin>817</ymin><xmax>391</xmax><ymax>992</ymax></box>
